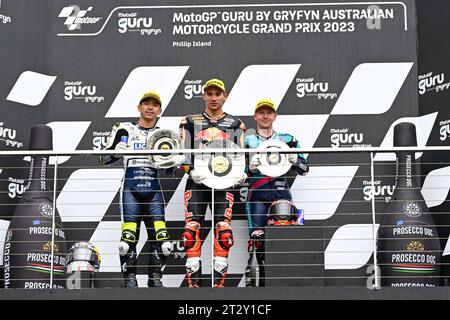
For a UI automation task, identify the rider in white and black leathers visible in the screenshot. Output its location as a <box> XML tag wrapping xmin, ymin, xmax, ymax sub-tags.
<box><xmin>100</xmin><ymin>91</ymin><xmax>184</xmax><ymax>288</ymax></box>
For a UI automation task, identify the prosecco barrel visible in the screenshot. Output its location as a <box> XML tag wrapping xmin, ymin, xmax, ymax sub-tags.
<box><xmin>3</xmin><ymin>125</ymin><xmax>67</xmax><ymax>289</ymax></box>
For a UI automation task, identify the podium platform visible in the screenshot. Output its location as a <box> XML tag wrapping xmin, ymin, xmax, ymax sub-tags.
<box><xmin>265</xmin><ymin>225</ymin><xmax>325</xmax><ymax>287</ymax></box>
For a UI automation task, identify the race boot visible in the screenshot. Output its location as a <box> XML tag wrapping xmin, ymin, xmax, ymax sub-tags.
<box><xmin>252</xmin><ymin>230</ymin><xmax>266</xmax><ymax>287</ymax></box>
<box><xmin>213</xmin><ymin>221</ymin><xmax>234</xmax><ymax>287</ymax></box>
<box><xmin>182</xmin><ymin>221</ymin><xmax>202</xmax><ymax>287</ymax></box>
<box><xmin>147</xmin><ymin>243</ymin><xmax>164</xmax><ymax>287</ymax></box>
<box><xmin>245</xmin><ymin>238</ymin><xmax>256</xmax><ymax>287</ymax></box>
<box><xmin>147</xmin><ymin>221</ymin><xmax>172</xmax><ymax>287</ymax></box>
<box><xmin>119</xmin><ymin>222</ymin><xmax>138</xmax><ymax>288</ymax></box>
<box><xmin>213</xmin><ymin>257</ymin><xmax>229</xmax><ymax>288</ymax></box>
<box><xmin>255</xmin><ymin>251</ymin><xmax>266</xmax><ymax>287</ymax></box>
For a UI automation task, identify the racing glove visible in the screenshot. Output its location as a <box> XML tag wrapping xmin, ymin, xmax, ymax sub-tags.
<box><xmin>173</xmin><ymin>154</ymin><xmax>187</xmax><ymax>167</ymax></box>
<box><xmin>152</xmin><ymin>154</ymin><xmax>186</xmax><ymax>169</ymax></box>
<box><xmin>233</xmin><ymin>172</ymin><xmax>248</xmax><ymax>187</ymax></box>
<box><xmin>190</xmin><ymin>170</ymin><xmax>206</xmax><ymax>184</ymax></box>
<box><xmin>115</xmin><ymin>141</ymin><xmax>129</xmax><ymax>158</ymax></box>
<box><xmin>298</xmin><ymin>161</ymin><xmax>309</xmax><ymax>176</ymax></box>
<box><xmin>249</xmin><ymin>154</ymin><xmax>261</xmax><ymax>173</ymax></box>
<box><xmin>288</xmin><ymin>153</ymin><xmax>298</xmax><ymax>165</ymax></box>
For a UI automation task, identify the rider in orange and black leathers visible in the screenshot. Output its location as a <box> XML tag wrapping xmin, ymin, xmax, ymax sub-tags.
<box><xmin>179</xmin><ymin>78</ymin><xmax>246</xmax><ymax>287</ymax></box>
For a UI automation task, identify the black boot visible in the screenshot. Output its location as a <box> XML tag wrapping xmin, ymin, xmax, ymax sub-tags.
<box><xmin>147</xmin><ymin>243</ymin><xmax>166</xmax><ymax>287</ymax></box>
<box><xmin>245</xmin><ymin>239</ymin><xmax>256</xmax><ymax>287</ymax></box>
<box><xmin>124</xmin><ymin>274</ymin><xmax>138</xmax><ymax>288</ymax></box>
<box><xmin>120</xmin><ymin>243</ymin><xmax>138</xmax><ymax>288</ymax></box>
<box><xmin>255</xmin><ymin>250</ymin><xmax>265</xmax><ymax>287</ymax></box>
<box><xmin>147</xmin><ymin>271</ymin><xmax>163</xmax><ymax>287</ymax></box>
<box><xmin>187</xmin><ymin>269</ymin><xmax>202</xmax><ymax>287</ymax></box>
<box><xmin>213</xmin><ymin>257</ymin><xmax>228</xmax><ymax>288</ymax></box>
<box><xmin>213</xmin><ymin>270</ymin><xmax>227</xmax><ymax>287</ymax></box>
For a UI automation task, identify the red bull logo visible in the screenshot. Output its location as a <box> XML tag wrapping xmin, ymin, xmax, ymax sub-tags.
<box><xmin>195</xmin><ymin>127</ymin><xmax>230</xmax><ymax>142</ymax></box>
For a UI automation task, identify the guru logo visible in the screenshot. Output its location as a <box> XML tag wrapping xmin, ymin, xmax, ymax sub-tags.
<box><xmin>117</xmin><ymin>12</ymin><xmax>160</xmax><ymax>35</ymax></box>
<box><xmin>418</xmin><ymin>72</ymin><xmax>445</xmax><ymax>95</ymax></box>
<box><xmin>0</xmin><ymin>121</ymin><xmax>23</xmax><ymax>148</ymax></box>
<box><xmin>362</xmin><ymin>180</ymin><xmax>394</xmax><ymax>202</ymax></box>
<box><xmin>64</xmin><ymin>81</ymin><xmax>104</xmax><ymax>103</ymax></box>
<box><xmin>118</xmin><ymin>12</ymin><xmax>151</xmax><ymax>32</ymax></box>
<box><xmin>439</xmin><ymin>119</ymin><xmax>450</xmax><ymax>141</ymax></box>
<box><xmin>296</xmin><ymin>77</ymin><xmax>337</xmax><ymax>100</ymax></box>
<box><xmin>8</xmin><ymin>177</ymin><xmax>25</xmax><ymax>199</ymax></box>
<box><xmin>330</xmin><ymin>128</ymin><xmax>366</xmax><ymax>148</ymax></box>
<box><xmin>0</xmin><ymin>122</ymin><xmax>16</xmax><ymax>140</ymax></box>
<box><xmin>184</xmin><ymin>80</ymin><xmax>203</xmax><ymax>99</ymax></box>
<box><xmin>92</xmin><ymin>131</ymin><xmax>110</xmax><ymax>150</ymax></box>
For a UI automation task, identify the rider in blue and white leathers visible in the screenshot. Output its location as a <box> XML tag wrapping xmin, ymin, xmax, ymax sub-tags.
<box><xmin>99</xmin><ymin>91</ymin><xmax>184</xmax><ymax>288</ymax></box>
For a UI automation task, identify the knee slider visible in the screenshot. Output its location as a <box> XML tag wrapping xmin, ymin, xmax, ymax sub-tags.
<box><xmin>160</xmin><ymin>241</ymin><xmax>173</xmax><ymax>257</ymax></box>
<box><xmin>215</xmin><ymin>221</ymin><xmax>234</xmax><ymax>250</ymax></box>
<box><xmin>185</xmin><ymin>257</ymin><xmax>200</xmax><ymax>275</ymax></box>
<box><xmin>119</xmin><ymin>241</ymin><xmax>131</xmax><ymax>257</ymax></box>
<box><xmin>182</xmin><ymin>221</ymin><xmax>201</xmax><ymax>250</ymax></box>
<box><xmin>120</xmin><ymin>233</ymin><xmax>136</xmax><ymax>257</ymax></box>
<box><xmin>251</xmin><ymin>230</ymin><xmax>265</xmax><ymax>251</ymax></box>
<box><xmin>214</xmin><ymin>256</ymin><xmax>228</xmax><ymax>275</ymax></box>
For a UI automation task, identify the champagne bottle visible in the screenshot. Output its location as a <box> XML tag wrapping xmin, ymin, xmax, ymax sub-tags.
<box><xmin>3</xmin><ymin>125</ymin><xmax>67</xmax><ymax>289</ymax></box>
<box><xmin>377</xmin><ymin>122</ymin><xmax>441</xmax><ymax>287</ymax></box>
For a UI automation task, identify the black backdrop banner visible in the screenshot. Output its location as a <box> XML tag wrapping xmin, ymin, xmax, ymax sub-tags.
<box><xmin>416</xmin><ymin>0</ymin><xmax>450</xmax><ymax>286</ymax></box>
<box><xmin>0</xmin><ymin>0</ymin><xmax>447</xmax><ymax>287</ymax></box>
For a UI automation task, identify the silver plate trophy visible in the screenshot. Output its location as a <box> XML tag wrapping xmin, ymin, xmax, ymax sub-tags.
<box><xmin>256</xmin><ymin>139</ymin><xmax>292</xmax><ymax>177</ymax></box>
<box><xmin>194</xmin><ymin>139</ymin><xmax>245</xmax><ymax>189</ymax></box>
<box><xmin>147</xmin><ymin>129</ymin><xmax>183</xmax><ymax>169</ymax></box>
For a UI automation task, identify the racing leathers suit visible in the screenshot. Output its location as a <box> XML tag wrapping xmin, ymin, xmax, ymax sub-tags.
<box><xmin>99</xmin><ymin>122</ymin><xmax>171</xmax><ymax>288</ymax></box>
<box><xmin>245</xmin><ymin>131</ymin><xmax>309</xmax><ymax>286</ymax></box>
<box><xmin>179</xmin><ymin>111</ymin><xmax>246</xmax><ymax>287</ymax></box>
